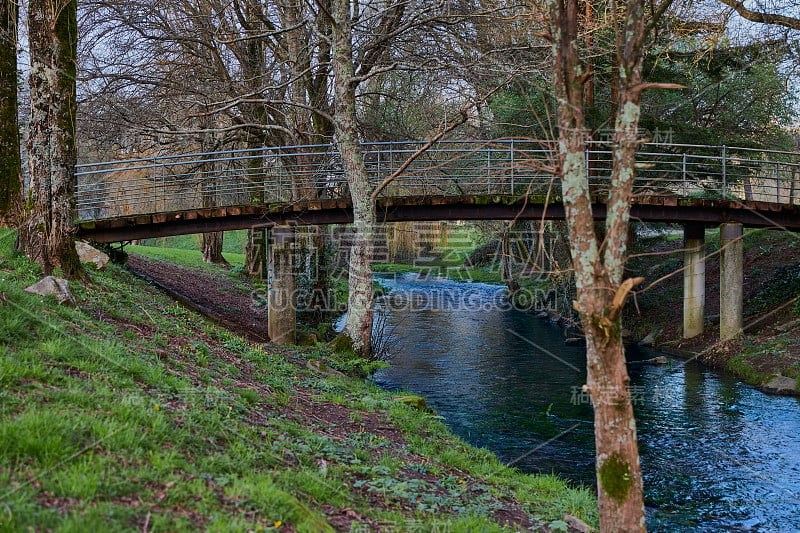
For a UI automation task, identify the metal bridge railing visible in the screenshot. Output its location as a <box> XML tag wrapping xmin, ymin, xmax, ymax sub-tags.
<box><xmin>75</xmin><ymin>140</ymin><xmax>800</xmax><ymax>222</ymax></box>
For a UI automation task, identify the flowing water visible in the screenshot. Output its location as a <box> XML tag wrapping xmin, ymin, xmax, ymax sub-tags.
<box><xmin>371</xmin><ymin>272</ymin><xmax>800</xmax><ymax>532</ymax></box>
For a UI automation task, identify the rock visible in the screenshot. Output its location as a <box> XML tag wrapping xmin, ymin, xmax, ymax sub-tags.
<box><xmin>534</xmin><ymin>311</ymin><xmax>549</xmax><ymax>319</ymax></box>
<box><xmin>638</xmin><ymin>329</ymin><xmax>659</xmax><ymax>347</ymax></box>
<box><xmin>75</xmin><ymin>241</ymin><xmax>109</xmax><ymax>270</ymax></box>
<box><xmin>393</xmin><ymin>394</ymin><xmax>432</xmax><ymax>413</ymax></box>
<box><xmin>305</xmin><ymin>359</ymin><xmax>345</xmax><ymax>378</ymax></box>
<box><xmin>297</xmin><ymin>331</ymin><xmax>318</xmax><ymax>346</ymax></box>
<box><xmin>563</xmin><ymin>514</ymin><xmax>594</xmax><ymax>533</ymax></box>
<box><xmin>628</xmin><ymin>356</ymin><xmax>669</xmax><ymax>366</ymax></box>
<box><xmin>24</xmin><ymin>276</ymin><xmax>76</xmax><ymax>306</ymax></box>
<box><xmin>547</xmin><ymin>311</ymin><xmax>562</xmax><ymax>324</ymax></box>
<box><xmin>762</xmin><ymin>375</ymin><xmax>799</xmax><ymax>395</ymax></box>
<box><xmin>621</xmin><ymin>328</ymin><xmax>633</xmax><ymax>339</ymax></box>
<box><xmin>327</xmin><ymin>333</ymin><xmax>354</xmax><ymax>354</ymax></box>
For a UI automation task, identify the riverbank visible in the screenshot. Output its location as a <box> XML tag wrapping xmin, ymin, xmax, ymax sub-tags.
<box><xmin>624</xmin><ymin>228</ymin><xmax>800</xmax><ymax>396</ymax></box>
<box><xmin>373</xmin><ymin>262</ymin><xmax>505</xmax><ymax>284</ymax></box>
<box><xmin>0</xmin><ymin>231</ymin><xmax>596</xmax><ymax>531</ymax></box>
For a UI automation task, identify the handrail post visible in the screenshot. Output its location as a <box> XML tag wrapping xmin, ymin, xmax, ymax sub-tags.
<box><xmin>377</xmin><ymin>144</ymin><xmax>381</xmax><ymax>179</ymax></box>
<box><xmin>585</xmin><ymin>147</ymin><xmax>590</xmax><ymax>181</ymax></box>
<box><xmin>510</xmin><ymin>139</ymin><xmax>515</xmax><ymax>195</ymax></box>
<box><xmin>152</xmin><ymin>154</ymin><xmax>159</xmax><ymax>215</ymax></box>
<box><xmin>487</xmin><ymin>147</ymin><xmax>491</xmax><ymax>194</ymax></box>
<box><xmin>682</xmin><ymin>152</ymin><xmax>687</xmax><ymax>196</ymax></box>
<box><xmin>277</xmin><ymin>146</ymin><xmax>282</xmax><ymax>202</ymax></box>
<box><xmin>721</xmin><ymin>145</ymin><xmax>727</xmax><ymax>198</ymax></box>
<box><xmin>776</xmin><ymin>161</ymin><xmax>781</xmax><ymax>203</ymax></box>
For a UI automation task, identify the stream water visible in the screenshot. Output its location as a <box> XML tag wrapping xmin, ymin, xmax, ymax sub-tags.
<box><xmin>371</xmin><ymin>272</ymin><xmax>800</xmax><ymax>532</ymax></box>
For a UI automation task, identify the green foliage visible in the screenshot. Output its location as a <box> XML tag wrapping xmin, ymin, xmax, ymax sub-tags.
<box><xmin>326</xmin><ymin>343</ymin><xmax>390</xmax><ymax>377</ymax></box>
<box><xmin>489</xmin><ymin>39</ymin><xmax>796</xmax><ymax>150</ymax></box>
<box><xmin>640</xmin><ymin>43</ymin><xmax>796</xmax><ymax>149</ymax></box>
<box><xmin>489</xmin><ymin>78</ymin><xmax>556</xmax><ymax>139</ymax></box>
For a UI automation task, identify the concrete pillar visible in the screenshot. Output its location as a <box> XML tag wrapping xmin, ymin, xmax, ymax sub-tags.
<box><xmin>268</xmin><ymin>225</ymin><xmax>296</xmax><ymax>344</ymax></box>
<box><xmin>719</xmin><ymin>222</ymin><xmax>744</xmax><ymax>341</ymax></box>
<box><xmin>683</xmin><ymin>224</ymin><xmax>706</xmax><ymax>339</ymax></box>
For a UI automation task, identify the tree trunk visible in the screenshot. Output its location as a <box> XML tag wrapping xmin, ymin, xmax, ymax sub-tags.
<box><xmin>332</xmin><ymin>0</ymin><xmax>376</xmax><ymax>356</ymax></box>
<box><xmin>547</xmin><ymin>0</ymin><xmax>648</xmax><ymax>530</ymax></box>
<box><xmin>0</xmin><ymin>0</ymin><xmax>20</xmax><ymax>223</ymax></box>
<box><xmin>19</xmin><ymin>0</ymin><xmax>85</xmax><ymax>280</ymax></box>
<box><xmin>201</xmin><ymin>232</ymin><xmax>228</xmax><ymax>265</ymax></box>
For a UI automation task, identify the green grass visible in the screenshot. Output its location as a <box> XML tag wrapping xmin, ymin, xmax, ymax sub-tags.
<box><xmin>0</xmin><ymin>227</ymin><xmax>596</xmax><ymax>531</ymax></box>
<box><xmin>139</xmin><ymin>230</ymin><xmax>248</xmax><ymax>255</ymax></box>
<box><xmin>128</xmin><ymin>244</ymin><xmax>246</xmax><ymax>270</ymax></box>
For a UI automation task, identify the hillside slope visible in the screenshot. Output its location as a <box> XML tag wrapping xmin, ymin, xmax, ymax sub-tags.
<box><xmin>625</xmin><ymin>228</ymin><xmax>800</xmax><ymax>392</ymax></box>
<box><xmin>0</xmin><ymin>230</ymin><xmax>595</xmax><ymax>532</ymax></box>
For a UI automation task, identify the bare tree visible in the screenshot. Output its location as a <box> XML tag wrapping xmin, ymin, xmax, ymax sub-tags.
<box><xmin>19</xmin><ymin>0</ymin><xmax>85</xmax><ymax>279</ymax></box>
<box><xmin>0</xmin><ymin>0</ymin><xmax>20</xmax><ymax>222</ymax></box>
<box><xmin>329</xmin><ymin>0</ymin><xmax>378</xmax><ymax>355</ymax></box>
<box><xmin>545</xmin><ymin>0</ymin><xmax>674</xmax><ymax>530</ymax></box>
<box><xmin>326</xmin><ymin>0</ymin><xmax>466</xmax><ymax>355</ymax></box>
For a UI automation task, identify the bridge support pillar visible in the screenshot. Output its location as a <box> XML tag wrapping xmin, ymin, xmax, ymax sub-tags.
<box><xmin>720</xmin><ymin>222</ymin><xmax>744</xmax><ymax>341</ymax></box>
<box><xmin>683</xmin><ymin>224</ymin><xmax>706</xmax><ymax>339</ymax></box>
<box><xmin>268</xmin><ymin>226</ymin><xmax>296</xmax><ymax>345</ymax></box>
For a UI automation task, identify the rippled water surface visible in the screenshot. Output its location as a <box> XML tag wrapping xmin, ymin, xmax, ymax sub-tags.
<box><xmin>372</xmin><ymin>273</ymin><xmax>800</xmax><ymax>532</ymax></box>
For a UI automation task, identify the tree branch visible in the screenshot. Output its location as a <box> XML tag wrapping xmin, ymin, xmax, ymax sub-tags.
<box><xmin>716</xmin><ymin>0</ymin><xmax>800</xmax><ymax>30</ymax></box>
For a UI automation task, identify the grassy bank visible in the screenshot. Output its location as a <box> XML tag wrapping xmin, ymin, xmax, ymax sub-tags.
<box><xmin>0</xmin><ymin>229</ymin><xmax>595</xmax><ymax>531</ymax></box>
<box><xmin>127</xmin><ymin>244</ymin><xmax>246</xmax><ymax>271</ymax></box>
<box><xmin>373</xmin><ymin>262</ymin><xmax>505</xmax><ymax>284</ymax></box>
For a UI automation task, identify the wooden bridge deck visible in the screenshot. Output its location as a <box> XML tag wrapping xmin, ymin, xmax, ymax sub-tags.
<box><xmin>79</xmin><ymin>194</ymin><xmax>800</xmax><ymax>242</ymax></box>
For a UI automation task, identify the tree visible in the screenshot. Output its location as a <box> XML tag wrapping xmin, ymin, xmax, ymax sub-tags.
<box><xmin>545</xmin><ymin>0</ymin><xmax>673</xmax><ymax>530</ymax></box>
<box><xmin>19</xmin><ymin>0</ymin><xmax>85</xmax><ymax>279</ymax></box>
<box><xmin>0</xmin><ymin>0</ymin><xmax>20</xmax><ymax>223</ymax></box>
<box><xmin>325</xmin><ymin>0</ymin><xmax>474</xmax><ymax>354</ymax></box>
<box><xmin>330</xmin><ymin>0</ymin><xmax>379</xmax><ymax>355</ymax></box>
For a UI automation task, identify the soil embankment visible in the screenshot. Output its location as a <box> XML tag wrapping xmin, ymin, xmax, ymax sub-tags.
<box><xmin>624</xmin><ymin>230</ymin><xmax>800</xmax><ymax>394</ymax></box>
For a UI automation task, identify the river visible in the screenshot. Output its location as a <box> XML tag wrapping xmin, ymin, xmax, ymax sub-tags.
<box><xmin>370</xmin><ymin>273</ymin><xmax>800</xmax><ymax>532</ymax></box>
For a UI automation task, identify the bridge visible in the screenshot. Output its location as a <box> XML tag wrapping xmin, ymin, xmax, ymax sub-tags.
<box><xmin>75</xmin><ymin>140</ymin><xmax>800</xmax><ymax>344</ymax></box>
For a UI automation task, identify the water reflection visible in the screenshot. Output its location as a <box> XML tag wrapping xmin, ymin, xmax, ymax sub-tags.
<box><xmin>373</xmin><ymin>273</ymin><xmax>800</xmax><ymax>532</ymax></box>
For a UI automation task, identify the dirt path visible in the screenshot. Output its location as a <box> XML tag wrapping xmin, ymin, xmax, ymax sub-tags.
<box><xmin>126</xmin><ymin>254</ymin><xmax>271</xmax><ymax>342</ymax></box>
